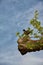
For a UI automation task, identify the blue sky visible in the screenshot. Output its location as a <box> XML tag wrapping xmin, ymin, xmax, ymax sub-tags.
<box><xmin>0</xmin><ymin>0</ymin><xmax>43</xmax><ymax>65</ymax></box>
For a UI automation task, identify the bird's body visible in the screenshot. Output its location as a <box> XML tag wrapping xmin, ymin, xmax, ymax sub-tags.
<box><xmin>23</xmin><ymin>29</ymin><xmax>31</xmax><ymax>35</ymax></box>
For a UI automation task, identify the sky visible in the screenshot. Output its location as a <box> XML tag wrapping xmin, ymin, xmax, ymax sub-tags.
<box><xmin>0</xmin><ymin>0</ymin><xmax>43</xmax><ymax>65</ymax></box>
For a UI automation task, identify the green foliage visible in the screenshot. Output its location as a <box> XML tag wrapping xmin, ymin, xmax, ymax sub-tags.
<box><xmin>28</xmin><ymin>27</ymin><xmax>30</xmax><ymax>31</ymax></box>
<box><xmin>30</xmin><ymin>10</ymin><xmax>43</xmax><ymax>35</ymax></box>
<box><xmin>26</xmin><ymin>40</ymin><xmax>43</xmax><ymax>49</ymax></box>
<box><xmin>16</xmin><ymin>32</ymin><xmax>20</xmax><ymax>36</ymax></box>
<box><xmin>34</xmin><ymin>33</ymin><xmax>40</xmax><ymax>38</ymax></box>
<box><xmin>34</xmin><ymin>10</ymin><xmax>39</xmax><ymax>19</ymax></box>
<box><xmin>16</xmin><ymin>10</ymin><xmax>43</xmax><ymax>39</ymax></box>
<box><xmin>16</xmin><ymin>32</ymin><xmax>21</xmax><ymax>38</ymax></box>
<box><xmin>27</xmin><ymin>27</ymin><xmax>33</xmax><ymax>35</ymax></box>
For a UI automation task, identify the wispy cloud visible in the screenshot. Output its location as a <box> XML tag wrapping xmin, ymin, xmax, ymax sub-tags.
<box><xmin>21</xmin><ymin>54</ymin><xmax>43</xmax><ymax>65</ymax></box>
<box><xmin>16</xmin><ymin>1</ymin><xmax>43</xmax><ymax>29</ymax></box>
<box><xmin>0</xmin><ymin>50</ymin><xmax>43</xmax><ymax>65</ymax></box>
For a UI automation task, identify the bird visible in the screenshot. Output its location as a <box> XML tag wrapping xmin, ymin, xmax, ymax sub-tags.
<box><xmin>23</xmin><ymin>29</ymin><xmax>31</xmax><ymax>35</ymax></box>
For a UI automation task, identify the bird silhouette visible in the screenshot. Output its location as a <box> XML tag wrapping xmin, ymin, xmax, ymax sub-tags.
<box><xmin>23</xmin><ymin>29</ymin><xmax>31</xmax><ymax>35</ymax></box>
